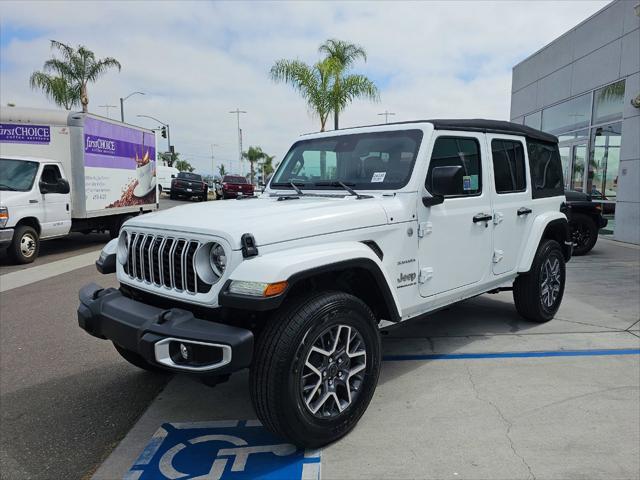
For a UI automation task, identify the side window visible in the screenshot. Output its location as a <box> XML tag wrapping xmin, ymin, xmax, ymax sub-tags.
<box><xmin>526</xmin><ymin>140</ymin><xmax>564</xmax><ymax>198</ymax></box>
<box><xmin>41</xmin><ymin>165</ymin><xmax>62</xmax><ymax>184</ymax></box>
<box><xmin>426</xmin><ymin>136</ymin><xmax>481</xmax><ymax>196</ymax></box>
<box><xmin>491</xmin><ymin>139</ymin><xmax>526</xmax><ymax>194</ymax></box>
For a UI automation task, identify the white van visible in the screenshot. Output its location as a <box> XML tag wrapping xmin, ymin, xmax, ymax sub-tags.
<box><xmin>156</xmin><ymin>165</ymin><xmax>179</xmax><ymax>195</ymax></box>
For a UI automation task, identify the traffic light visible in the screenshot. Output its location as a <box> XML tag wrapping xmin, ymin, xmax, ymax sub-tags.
<box><xmin>160</xmin><ymin>126</ymin><xmax>167</xmax><ymax>138</ymax></box>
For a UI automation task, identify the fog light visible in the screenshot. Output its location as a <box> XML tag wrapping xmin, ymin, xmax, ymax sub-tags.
<box><xmin>180</xmin><ymin>343</ymin><xmax>190</xmax><ymax>361</ymax></box>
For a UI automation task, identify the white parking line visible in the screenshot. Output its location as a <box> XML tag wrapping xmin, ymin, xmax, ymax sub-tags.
<box><xmin>0</xmin><ymin>249</ymin><xmax>102</xmax><ymax>293</ymax></box>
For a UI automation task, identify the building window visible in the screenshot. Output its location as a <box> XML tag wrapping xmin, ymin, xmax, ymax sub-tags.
<box><xmin>541</xmin><ymin>93</ymin><xmax>591</xmax><ymax>134</ymax></box>
<box><xmin>592</xmin><ymin>80</ymin><xmax>625</xmax><ymax>126</ymax></box>
<box><xmin>589</xmin><ymin>122</ymin><xmax>621</xmax><ymax>203</ymax></box>
<box><xmin>524</xmin><ymin>111</ymin><xmax>542</xmax><ymax>130</ymax></box>
<box><xmin>491</xmin><ymin>139</ymin><xmax>526</xmax><ymax>193</ymax></box>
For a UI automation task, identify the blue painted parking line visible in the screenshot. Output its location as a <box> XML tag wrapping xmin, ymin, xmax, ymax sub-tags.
<box><xmin>383</xmin><ymin>348</ymin><xmax>640</xmax><ymax>362</ymax></box>
<box><xmin>125</xmin><ymin>420</ymin><xmax>320</xmax><ymax>480</ymax></box>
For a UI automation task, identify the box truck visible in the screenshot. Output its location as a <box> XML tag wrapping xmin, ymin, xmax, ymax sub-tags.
<box><xmin>0</xmin><ymin>107</ymin><xmax>158</xmax><ymax>263</ymax></box>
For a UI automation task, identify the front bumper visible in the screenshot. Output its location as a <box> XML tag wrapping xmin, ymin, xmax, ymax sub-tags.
<box><xmin>0</xmin><ymin>228</ymin><xmax>14</xmax><ymax>247</ymax></box>
<box><xmin>78</xmin><ymin>283</ymin><xmax>253</xmax><ymax>374</ymax></box>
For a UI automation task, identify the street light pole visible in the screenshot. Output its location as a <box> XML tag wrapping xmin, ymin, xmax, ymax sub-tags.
<box><xmin>120</xmin><ymin>91</ymin><xmax>145</xmax><ymax>123</ymax></box>
<box><xmin>229</xmin><ymin>108</ymin><xmax>246</xmax><ymax>174</ymax></box>
<box><xmin>377</xmin><ymin>110</ymin><xmax>396</xmax><ymax>124</ymax></box>
<box><xmin>137</xmin><ymin>114</ymin><xmax>170</xmax><ymax>151</ymax></box>
<box><xmin>99</xmin><ymin>104</ymin><xmax>118</xmax><ymax>118</ymax></box>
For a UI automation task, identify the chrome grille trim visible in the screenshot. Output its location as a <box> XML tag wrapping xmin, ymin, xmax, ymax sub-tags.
<box><xmin>123</xmin><ymin>232</ymin><xmax>209</xmax><ymax>295</ymax></box>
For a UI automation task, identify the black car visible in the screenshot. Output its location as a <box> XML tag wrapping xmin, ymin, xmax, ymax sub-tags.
<box><xmin>565</xmin><ymin>190</ymin><xmax>608</xmax><ymax>255</ymax></box>
<box><xmin>170</xmin><ymin>172</ymin><xmax>208</xmax><ymax>201</ymax></box>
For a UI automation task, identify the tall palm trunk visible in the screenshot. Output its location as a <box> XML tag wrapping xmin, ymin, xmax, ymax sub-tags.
<box><xmin>334</xmin><ymin>110</ymin><xmax>339</xmax><ymax>130</ymax></box>
<box><xmin>80</xmin><ymin>83</ymin><xmax>89</xmax><ymax>112</ymax></box>
<box><xmin>250</xmin><ymin>162</ymin><xmax>255</xmax><ymax>184</ymax></box>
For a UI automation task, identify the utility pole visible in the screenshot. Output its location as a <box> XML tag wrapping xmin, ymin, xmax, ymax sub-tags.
<box><xmin>229</xmin><ymin>109</ymin><xmax>246</xmax><ymax>175</ymax></box>
<box><xmin>210</xmin><ymin>143</ymin><xmax>219</xmax><ymax>177</ymax></box>
<box><xmin>99</xmin><ymin>104</ymin><xmax>118</xmax><ymax>119</ymax></box>
<box><xmin>377</xmin><ymin>110</ymin><xmax>396</xmax><ymax>124</ymax></box>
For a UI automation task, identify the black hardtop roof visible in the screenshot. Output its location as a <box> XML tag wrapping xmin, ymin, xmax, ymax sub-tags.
<box><xmin>309</xmin><ymin>119</ymin><xmax>558</xmax><ymax>144</ymax></box>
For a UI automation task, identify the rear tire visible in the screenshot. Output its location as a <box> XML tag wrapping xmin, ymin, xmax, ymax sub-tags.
<box><xmin>170</xmin><ymin>192</ymin><xmax>177</xmax><ymax>200</ymax></box>
<box><xmin>250</xmin><ymin>291</ymin><xmax>381</xmax><ymax>448</ymax></box>
<box><xmin>9</xmin><ymin>225</ymin><xmax>39</xmax><ymax>264</ymax></box>
<box><xmin>570</xmin><ymin>213</ymin><xmax>598</xmax><ymax>255</ymax></box>
<box><xmin>513</xmin><ymin>239</ymin><xmax>565</xmax><ymax>323</ymax></box>
<box><xmin>113</xmin><ymin>343</ymin><xmax>168</xmax><ymax>373</ymax></box>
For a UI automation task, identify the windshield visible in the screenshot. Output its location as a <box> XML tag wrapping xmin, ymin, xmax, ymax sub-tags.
<box><xmin>178</xmin><ymin>172</ymin><xmax>201</xmax><ymax>181</ymax></box>
<box><xmin>223</xmin><ymin>175</ymin><xmax>247</xmax><ymax>184</ymax></box>
<box><xmin>0</xmin><ymin>159</ymin><xmax>39</xmax><ymax>191</ymax></box>
<box><xmin>271</xmin><ymin>129</ymin><xmax>423</xmax><ymax>190</ymax></box>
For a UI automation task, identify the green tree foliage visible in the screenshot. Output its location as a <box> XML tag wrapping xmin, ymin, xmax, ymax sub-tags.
<box><xmin>30</xmin><ymin>40</ymin><xmax>121</xmax><ymax>113</ymax></box>
<box><xmin>158</xmin><ymin>151</ymin><xmax>179</xmax><ymax>168</ymax></box>
<box><xmin>218</xmin><ymin>164</ymin><xmax>227</xmax><ymax>177</ymax></box>
<box><xmin>319</xmin><ymin>39</ymin><xmax>378</xmax><ymax>130</ymax></box>
<box><xmin>270</xmin><ymin>39</ymin><xmax>378</xmax><ymax>131</ymax></box>
<box><xmin>242</xmin><ymin>146</ymin><xmax>268</xmax><ymax>184</ymax></box>
<box><xmin>29</xmin><ymin>72</ymin><xmax>78</xmax><ymax>110</ymax></box>
<box><xmin>174</xmin><ymin>155</ymin><xmax>194</xmax><ymax>172</ymax></box>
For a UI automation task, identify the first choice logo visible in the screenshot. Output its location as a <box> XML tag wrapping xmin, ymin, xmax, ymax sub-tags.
<box><xmin>0</xmin><ymin>124</ymin><xmax>50</xmax><ymax>143</ymax></box>
<box><xmin>85</xmin><ymin>135</ymin><xmax>116</xmax><ymax>153</ymax></box>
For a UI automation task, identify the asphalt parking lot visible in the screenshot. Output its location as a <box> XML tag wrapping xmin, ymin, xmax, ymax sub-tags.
<box><xmin>1</xmin><ymin>199</ymin><xmax>638</xmax><ymax>479</ymax></box>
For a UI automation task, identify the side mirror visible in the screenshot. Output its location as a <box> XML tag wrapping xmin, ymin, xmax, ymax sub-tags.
<box><xmin>39</xmin><ymin>178</ymin><xmax>70</xmax><ymax>194</ymax></box>
<box><xmin>422</xmin><ymin>165</ymin><xmax>464</xmax><ymax>207</ymax></box>
<box><xmin>171</xmin><ymin>174</ymin><xmax>176</xmax><ymax>178</ymax></box>
<box><xmin>57</xmin><ymin>178</ymin><xmax>70</xmax><ymax>194</ymax></box>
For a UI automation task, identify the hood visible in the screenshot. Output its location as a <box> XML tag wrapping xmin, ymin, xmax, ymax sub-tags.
<box><xmin>0</xmin><ymin>190</ymin><xmax>34</xmax><ymax>207</ymax></box>
<box><xmin>128</xmin><ymin>195</ymin><xmax>389</xmax><ymax>249</ymax></box>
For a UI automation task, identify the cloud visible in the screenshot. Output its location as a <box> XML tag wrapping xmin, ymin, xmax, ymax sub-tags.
<box><xmin>0</xmin><ymin>0</ymin><xmax>609</xmax><ymax>175</ymax></box>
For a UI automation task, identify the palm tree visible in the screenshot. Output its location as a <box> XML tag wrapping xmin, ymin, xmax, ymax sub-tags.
<box><xmin>263</xmin><ymin>154</ymin><xmax>276</xmax><ymax>177</ymax></box>
<box><xmin>319</xmin><ymin>39</ymin><xmax>379</xmax><ymax>130</ymax></box>
<box><xmin>174</xmin><ymin>158</ymin><xmax>194</xmax><ymax>172</ymax></box>
<box><xmin>242</xmin><ymin>146</ymin><xmax>267</xmax><ymax>184</ymax></box>
<box><xmin>31</xmin><ymin>40</ymin><xmax>121</xmax><ymax>113</ymax></box>
<box><xmin>29</xmin><ymin>73</ymin><xmax>79</xmax><ymax>110</ymax></box>
<box><xmin>218</xmin><ymin>164</ymin><xmax>227</xmax><ymax>177</ymax></box>
<box><xmin>270</xmin><ymin>58</ymin><xmax>335</xmax><ymax>131</ymax></box>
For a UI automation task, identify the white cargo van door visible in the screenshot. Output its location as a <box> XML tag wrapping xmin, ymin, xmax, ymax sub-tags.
<box><xmin>486</xmin><ymin>135</ymin><xmax>533</xmax><ymax>275</ymax></box>
<box><xmin>39</xmin><ymin>164</ymin><xmax>71</xmax><ymax>238</ymax></box>
<box><xmin>418</xmin><ymin>133</ymin><xmax>493</xmax><ymax>297</ymax></box>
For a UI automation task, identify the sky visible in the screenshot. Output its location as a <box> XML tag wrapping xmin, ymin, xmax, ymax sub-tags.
<box><xmin>1</xmin><ymin>0</ymin><xmax>609</xmax><ymax>176</ymax></box>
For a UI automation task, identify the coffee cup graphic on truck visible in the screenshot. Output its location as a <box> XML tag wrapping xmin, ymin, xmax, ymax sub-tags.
<box><xmin>134</xmin><ymin>150</ymin><xmax>154</xmax><ymax>196</ymax></box>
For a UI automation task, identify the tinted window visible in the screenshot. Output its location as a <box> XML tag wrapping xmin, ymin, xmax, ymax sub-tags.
<box><xmin>592</xmin><ymin>80</ymin><xmax>625</xmax><ymax>125</ymax></box>
<box><xmin>526</xmin><ymin>140</ymin><xmax>564</xmax><ymax>198</ymax></box>
<box><xmin>541</xmin><ymin>94</ymin><xmax>590</xmax><ymax>134</ymax></box>
<box><xmin>223</xmin><ymin>175</ymin><xmax>248</xmax><ymax>184</ymax></box>
<box><xmin>426</xmin><ymin>136</ymin><xmax>481</xmax><ymax>196</ymax></box>
<box><xmin>41</xmin><ymin>165</ymin><xmax>62</xmax><ymax>184</ymax></box>
<box><xmin>491</xmin><ymin>139</ymin><xmax>526</xmax><ymax>193</ymax></box>
<box><xmin>0</xmin><ymin>158</ymin><xmax>39</xmax><ymax>191</ymax></box>
<box><xmin>177</xmin><ymin>172</ymin><xmax>202</xmax><ymax>181</ymax></box>
<box><xmin>271</xmin><ymin>130</ymin><xmax>423</xmax><ymax>190</ymax></box>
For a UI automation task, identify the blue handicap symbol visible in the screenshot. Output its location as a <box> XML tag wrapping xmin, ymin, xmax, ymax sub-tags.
<box><xmin>125</xmin><ymin>420</ymin><xmax>321</xmax><ymax>480</ymax></box>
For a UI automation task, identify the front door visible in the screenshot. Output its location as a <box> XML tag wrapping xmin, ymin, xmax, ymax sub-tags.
<box><xmin>418</xmin><ymin>132</ymin><xmax>493</xmax><ymax>297</ymax></box>
<box><xmin>559</xmin><ymin>142</ymin><xmax>588</xmax><ymax>192</ymax></box>
<box><xmin>40</xmin><ymin>164</ymin><xmax>71</xmax><ymax>238</ymax></box>
<box><xmin>487</xmin><ymin>135</ymin><xmax>533</xmax><ymax>275</ymax></box>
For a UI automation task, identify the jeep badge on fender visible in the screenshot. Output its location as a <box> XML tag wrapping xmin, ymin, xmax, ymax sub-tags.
<box><xmin>78</xmin><ymin>119</ymin><xmax>572</xmax><ymax>448</ymax></box>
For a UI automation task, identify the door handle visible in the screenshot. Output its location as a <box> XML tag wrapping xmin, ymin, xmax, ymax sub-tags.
<box><xmin>473</xmin><ymin>213</ymin><xmax>493</xmax><ymax>223</ymax></box>
<box><xmin>517</xmin><ymin>207</ymin><xmax>532</xmax><ymax>216</ymax></box>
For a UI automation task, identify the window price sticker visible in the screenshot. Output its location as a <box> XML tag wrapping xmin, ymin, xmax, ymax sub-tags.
<box><xmin>371</xmin><ymin>172</ymin><xmax>386</xmax><ymax>183</ymax></box>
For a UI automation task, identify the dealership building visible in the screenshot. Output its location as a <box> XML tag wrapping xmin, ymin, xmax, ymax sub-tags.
<box><xmin>510</xmin><ymin>0</ymin><xmax>640</xmax><ymax>244</ymax></box>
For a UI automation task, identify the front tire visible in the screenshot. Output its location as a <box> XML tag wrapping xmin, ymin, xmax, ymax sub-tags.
<box><xmin>9</xmin><ymin>225</ymin><xmax>39</xmax><ymax>264</ymax></box>
<box><xmin>570</xmin><ymin>213</ymin><xmax>598</xmax><ymax>255</ymax></box>
<box><xmin>513</xmin><ymin>239</ymin><xmax>565</xmax><ymax>323</ymax></box>
<box><xmin>250</xmin><ymin>291</ymin><xmax>381</xmax><ymax>448</ymax></box>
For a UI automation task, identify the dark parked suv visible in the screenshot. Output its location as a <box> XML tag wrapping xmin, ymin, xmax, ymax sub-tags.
<box><xmin>170</xmin><ymin>172</ymin><xmax>208</xmax><ymax>201</ymax></box>
<box><xmin>565</xmin><ymin>190</ymin><xmax>608</xmax><ymax>255</ymax></box>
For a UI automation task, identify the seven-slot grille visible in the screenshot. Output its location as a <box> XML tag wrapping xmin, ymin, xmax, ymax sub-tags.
<box><xmin>123</xmin><ymin>232</ymin><xmax>211</xmax><ymax>294</ymax></box>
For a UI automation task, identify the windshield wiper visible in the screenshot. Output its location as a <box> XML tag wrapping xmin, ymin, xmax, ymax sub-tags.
<box><xmin>0</xmin><ymin>183</ymin><xmax>17</xmax><ymax>191</ymax></box>
<box><xmin>270</xmin><ymin>181</ymin><xmax>306</xmax><ymax>196</ymax></box>
<box><xmin>313</xmin><ymin>181</ymin><xmax>372</xmax><ymax>199</ymax></box>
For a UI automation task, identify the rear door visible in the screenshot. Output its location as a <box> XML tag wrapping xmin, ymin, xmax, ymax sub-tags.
<box><xmin>486</xmin><ymin>135</ymin><xmax>533</xmax><ymax>275</ymax></box>
<box><xmin>418</xmin><ymin>132</ymin><xmax>493</xmax><ymax>297</ymax></box>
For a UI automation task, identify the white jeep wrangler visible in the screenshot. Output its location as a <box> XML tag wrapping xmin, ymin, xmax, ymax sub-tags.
<box><xmin>79</xmin><ymin>119</ymin><xmax>571</xmax><ymax>447</ymax></box>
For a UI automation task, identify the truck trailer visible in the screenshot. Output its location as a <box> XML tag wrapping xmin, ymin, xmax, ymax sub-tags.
<box><xmin>0</xmin><ymin>107</ymin><xmax>158</xmax><ymax>263</ymax></box>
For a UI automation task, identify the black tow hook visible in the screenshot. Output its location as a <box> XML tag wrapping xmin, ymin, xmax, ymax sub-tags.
<box><xmin>157</xmin><ymin>310</ymin><xmax>172</xmax><ymax>325</ymax></box>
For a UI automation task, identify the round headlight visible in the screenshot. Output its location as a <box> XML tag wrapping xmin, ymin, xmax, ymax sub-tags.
<box><xmin>209</xmin><ymin>242</ymin><xmax>227</xmax><ymax>277</ymax></box>
<box><xmin>117</xmin><ymin>231</ymin><xmax>129</xmax><ymax>265</ymax></box>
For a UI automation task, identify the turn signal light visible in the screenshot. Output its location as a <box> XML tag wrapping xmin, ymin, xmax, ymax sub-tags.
<box><xmin>264</xmin><ymin>281</ymin><xmax>288</xmax><ymax>297</ymax></box>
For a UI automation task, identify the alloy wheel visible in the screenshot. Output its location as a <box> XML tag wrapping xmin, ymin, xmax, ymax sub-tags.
<box><xmin>300</xmin><ymin>324</ymin><xmax>367</xmax><ymax>418</ymax></box>
<box><xmin>540</xmin><ymin>257</ymin><xmax>561</xmax><ymax>308</ymax></box>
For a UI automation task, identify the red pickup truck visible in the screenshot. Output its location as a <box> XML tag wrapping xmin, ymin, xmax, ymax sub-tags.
<box><xmin>221</xmin><ymin>175</ymin><xmax>254</xmax><ymax>199</ymax></box>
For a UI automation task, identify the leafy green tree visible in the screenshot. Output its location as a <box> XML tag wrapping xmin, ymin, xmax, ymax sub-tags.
<box><xmin>218</xmin><ymin>164</ymin><xmax>227</xmax><ymax>177</ymax></box>
<box><xmin>263</xmin><ymin>154</ymin><xmax>276</xmax><ymax>177</ymax></box>
<box><xmin>270</xmin><ymin>58</ymin><xmax>335</xmax><ymax>131</ymax></box>
<box><xmin>174</xmin><ymin>157</ymin><xmax>194</xmax><ymax>172</ymax></box>
<box><xmin>158</xmin><ymin>151</ymin><xmax>178</xmax><ymax>168</ymax></box>
<box><xmin>29</xmin><ymin>73</ymin><xmax>78</xmax><ymax>110</ymax></box>
<box><xmin>31</xmin><ymin>40</ymin><xmax>121</xmax><ymax>113</ymax></box>
<box><xmin>242</xmin><ymin>146</ymin><xmax>267</xmax><ymax>184</ymax></box>
<box><xmin>319</xmin><ymin>39</ymin><xmax>379</xmax><ymax>130</ymax></box>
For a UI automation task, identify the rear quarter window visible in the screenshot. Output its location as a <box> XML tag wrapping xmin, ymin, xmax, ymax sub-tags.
<box><xmin>526</xmin><ymin>140</ymin><xmax>564</xmax><ymax>199</ymax></box>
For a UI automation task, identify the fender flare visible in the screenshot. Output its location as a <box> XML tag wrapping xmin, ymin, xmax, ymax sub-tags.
<box><xmin>218</xmin><ymin>241</ymin><xmax>401</xmax><ymax>321</ymax></box>
<box><xmin>517</xmin><ymin>212</ymin><xmax>571</xmax><ymax>273</ymax></box>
